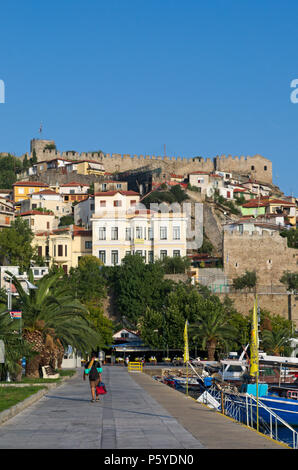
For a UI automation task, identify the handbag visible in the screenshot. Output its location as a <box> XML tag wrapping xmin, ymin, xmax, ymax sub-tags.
<box><xmin>96</xmin><ymin>382</ymin><xmax>107</xmax><ymax>395</ymax></box>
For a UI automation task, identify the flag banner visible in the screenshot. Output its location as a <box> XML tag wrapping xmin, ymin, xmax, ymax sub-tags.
<box><xmin>10</xmin><ymin>311</ymin><xmax>22</xmax><ymax>319</ymax></box>
<box><xmin>249</xmin><ymin>298</ymin><xmax>259</xmax><ymax>377</ymax></box>
<box><xmin>184</xmin><ymin>320</ymin><xmax>189</xmax><ymax>363</ymax></box>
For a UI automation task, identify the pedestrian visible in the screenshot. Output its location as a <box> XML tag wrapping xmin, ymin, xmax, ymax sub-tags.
<box><xmin>83</xmin><ymin>351</ymin><xmax>103</xmax><ymax>403</ymax></box>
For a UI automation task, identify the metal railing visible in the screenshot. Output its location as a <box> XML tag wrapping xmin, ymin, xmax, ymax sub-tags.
<box><xmin>205</xmin><ymin>385</ymin><xmax>298</xmax><ymax>448</ymax></box>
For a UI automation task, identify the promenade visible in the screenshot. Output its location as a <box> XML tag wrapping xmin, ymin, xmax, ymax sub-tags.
<box><xmin>0</xmin><ymin>366</ymin><xmax>286</xmax><ymax>449</ymax></box>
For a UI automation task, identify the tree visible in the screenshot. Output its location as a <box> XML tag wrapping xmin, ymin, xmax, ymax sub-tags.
<box><xmin>58</xmin><ymin>215</ymin><xmax>74</xmax><ymax>227</ymax></box>
<box><xmin>0</xmin><ymin>308</ymin><xmax>34</xmax><ymax>381</ymax></box>
<box><xmin>67</xmin><ymin>255</ymin><xmax>106</xmax><ymax>303</ymax></box>
<box><xmin>280</xmin><ymin>271</ymin><xmax>298</xmax><ymax>292</ymax></box>
<box><xmin>110</xmin><ymin>254</ymin><xmax>174</xmax><ymax>327</ymax></box>
<box><xmin>233</xmin><ymin>271</ymin><xmax>257</xmax><ymax>290</ymax></box>
<box><xmin>0</xmin><ymin>154</ymin><xmax>23</xmax><ymax>189</ymax></box>
<box><xmin>280</xmin><ymin>229</ymin><xmax>298</xmax><ymax>249</ymax></box>
<box><xmin>10</xmin><ymin>270</ymin><xmax>102</xmax><ymax>377</ymax></box>
<box><xmin>261</xmin><ymin>329</ymin><xmax>293</xmax><ymax>356</ymax></box>
<box><xmin>161</xmin><ymin>255</ymin><xmax>191</xmax><ymax>274</ymax></box>
<box><xmin>189</xmin><ymin>298</ymin><xmax>237</xmax><ymax>360</ymax></box>
<box><xmin>0</xmin><ymin>217</ymin><xmax>35</xmax><ymax>271</ymax></box>
<box><xmin>84</xmin><ymin>301</ymin><xmax>114</xmax><ymax>347</ymax></box>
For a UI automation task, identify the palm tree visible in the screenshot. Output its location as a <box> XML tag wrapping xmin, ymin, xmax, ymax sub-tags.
<box><xmin>8</xmin><ymin>270</ymin><xmax>102</xmax><ymax>377</ymax></box>
<box><xmin>189</xmin><ymin>300</ymin><xmax>236</xmax><ymax>361</ymax></box>
<box><xmin>0</xmin><ymin>308</ymin><xmax>33</xmax><ymax>381</ymax></box>
<box><xmin>261</xmin><ymin>328</ymin><xmax>293</xmax><ymax>356</ymax></box>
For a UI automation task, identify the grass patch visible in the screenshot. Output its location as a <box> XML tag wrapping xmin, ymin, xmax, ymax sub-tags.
<box><xmin>0</xmin><ymin>386</ymin><xmax>46</xmax><ymax>413</ymax></box>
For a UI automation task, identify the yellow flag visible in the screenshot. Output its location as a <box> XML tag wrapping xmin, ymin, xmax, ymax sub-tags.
<box><xmin>250</xmin><ymin>297</ymin><xmax>259</xmax><ymax>377</ymax></box>
<box><xmin>184</xmin><ymin>320</ymin><xmax>189</xmax><ymax>363</ymax></box>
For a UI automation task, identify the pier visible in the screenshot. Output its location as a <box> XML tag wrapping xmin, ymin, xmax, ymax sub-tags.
<box><xmin>0</xmin><ymin>366</ymin><xmax>286</xmax><ymax>449</ymax></box>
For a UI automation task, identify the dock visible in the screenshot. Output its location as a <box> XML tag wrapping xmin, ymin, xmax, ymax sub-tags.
<box><xmin>0</xmin><ymin>366</ymin><xmax>287</xmax><ymax>449</ymax></box>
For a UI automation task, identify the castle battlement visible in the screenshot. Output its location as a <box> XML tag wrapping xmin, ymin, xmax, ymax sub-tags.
<box><xmin>29</xmin><ymin>139</ymin><xmax>273</xmax><ymax>183</ymax></box>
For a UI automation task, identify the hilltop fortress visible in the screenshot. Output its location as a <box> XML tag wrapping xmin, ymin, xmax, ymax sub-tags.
<box><xmin>27</xmin><ymin>139</ymin><xmax>273</xmax><ymax>184</ymax></box>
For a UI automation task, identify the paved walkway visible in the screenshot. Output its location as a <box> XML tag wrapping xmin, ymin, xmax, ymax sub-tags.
<box><xmin>0</xmin><ymin>366</ymin><xmax>286</xmax><ymax>449</ymax></box>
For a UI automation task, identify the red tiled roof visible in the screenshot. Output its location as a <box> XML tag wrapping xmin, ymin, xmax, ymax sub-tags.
<box><xmin>19</xmin><ymin>210</ymin><xmax>54</xmax><ymax>216</ymax></box>
<box><xmin>189</xmin><ymin>171</ymin><xmax>209</xmax><ymax>175</ymax></box>
<box><xmin>60</xmin><ymin>182</ymin><xmax>90</xmax><ymax>187</ymax></box>
<box><xmin>94</xmin><ymin>190</ymin><xmax>140</xmax><ymax>196</ymax></box>
<box><xmin>33</xmin><ymin>189</ymin><xmax>59</xmax><ymax>196</ymax></box>
<box><xmin>35</xmin><ymin>225</ymin><xmax>91</xmax><ymax>236</ymax></box>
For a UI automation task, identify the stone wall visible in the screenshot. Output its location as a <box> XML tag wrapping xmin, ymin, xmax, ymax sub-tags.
<box><xmin>217</xmin><ymin>292</ymin><xmax>298</xmax><ymax>327</ymax></box>
<box><xmin>223</xmin><ymin>231</ymin><xmax>298</xmax><ymax>286</ymax></box>
<box><xmin>26</xmin><ymin>139</ymin><xmax>273</xmax><ymax>184</ymax></box>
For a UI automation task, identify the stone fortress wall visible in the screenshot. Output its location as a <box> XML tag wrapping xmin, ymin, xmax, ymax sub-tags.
<box><xmin>27</xmin><ymin>139</ymin><xmax>273</xmax><ymax>184</ymax></box>
<box><xmin>223</xmin><ymin>230</ymin><xmax>298</xmax><ymax>286</ymax></box>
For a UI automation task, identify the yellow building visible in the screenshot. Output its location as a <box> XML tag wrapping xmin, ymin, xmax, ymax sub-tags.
<box><xmin>34</xmin><ymin>225</ymin><xmax>92</xmax><ymax>274</ymax></box>
<box><xmin>76</xmin><ymin>160</ymin><xmax>105</xmax><ymax>176</ymax></box>
<box><xmin>13</xmin><ymin>181</ymin><xmax>49</xmax><ymax>204</ymax></box>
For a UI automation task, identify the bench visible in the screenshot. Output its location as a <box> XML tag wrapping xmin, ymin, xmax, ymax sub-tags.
<box><xmin>42</xmin><ymin>365</ymin><xmax>60</xmax><ymax>379</ymax></box>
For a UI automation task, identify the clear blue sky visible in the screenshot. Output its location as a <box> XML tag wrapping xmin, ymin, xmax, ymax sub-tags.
<box><xmin>0</xmin><ymin>0</ymin><xmax>297</xmax><ymax>195</ymax></box>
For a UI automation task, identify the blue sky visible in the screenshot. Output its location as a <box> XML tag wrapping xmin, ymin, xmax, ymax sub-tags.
<box><xmin>0</xmin><ymin>0</ymin><xmax>297</xmax><ymax>195</ymax></box>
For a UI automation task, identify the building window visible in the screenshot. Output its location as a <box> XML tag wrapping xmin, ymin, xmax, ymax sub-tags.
<box><xmin>32</xmin><ymin>204</ymin><xmax>37</xmax><ymax>209</ymax></box>
<box><xmin>264</xmin><ymin>166</ymin><xmax>267</xmax><ymax>171</ymax></box>
<box><xmin>58</xmin><ymin>245</ymin><xmax>63</xmax><ymax>257</ymax></box>
<box><xmin>160</xmin><ymin>250</ymin><xmax>167</xmax><ymax>260</ymax></box>
<box><xmin>102</xmin><ymin>183</ymin><xmax>107</xmax><ymax>191</ymax></box>
<box><xmin>46</xmin><ymin>222</ymin><xmax>50</xmax><ymax>229</ymax></box>
<box><xmin>62</xmin><ymin>265</ymin><xmax>68</xmax><ymax>274</ymax></box>
<box><xmin>173</xmin><ymin>250</ymin><xmax>180</xmax><ymax>257</ymax></box>
<box><xmin>99</xmin><ymin>227</ymin><xmax>106</xmax><ymax>240</ymax></box>
<box><xmin>54</xmin><ymin>245</ymin><xmax>56</xmax><ymax>257</ymax></box>
<box><xmin>125</xmin><ymin>227</ymin><xmax>132</xmax><ymax>241</ymax></box>
<box><xmin>251</xmin><ymin>166</ymin><xmax>255</xmax><ymax>170</ymax></box>
<box><xmin>98</xmin><ymin>250</ymin><xmax>106</xmax><ymax>264</ymax></box>
<box><xmin>114</xmin><ymin>200</ymin><xmax>122</xmax><ymax>207</ymax></box>
<box><xmin>148</xmin><ymin>251</ymin><xmax>154</xmax><ymax>263</ymax></box>
<box><xmin>111</xmin><ymin>250</ymin><xmax>118</xmax><ymax>265</ymax></box>
<box><xmin>65</xmin><ymin>245</ymin><xmax>67</xmax><ymax>256</ymax></box>
<box><xmin>125</xmin><ymin>250</ymin><xmax>131</xmax><ymax>257</ymax></box>
<box><xmin>111</xmin><ymin>227</ymin><xmax>118</xmax><ymax>240</ymax></box>
<box><xmin>148</xmin><ymin>227</ymin><xmax>153</xmax><ymax>240</ymax></box>
<box><xmin>38</xmin><ymin>246</ymin><xmax>42</xmax><ymax>257</ymax></box>
<box><xmin>173</xmin><ymin>226</ymin><xmax>180</xmax><ymax>240</ymax></box>
<box><xmin>136</xmin><ymin>250</ymin><xmax>142</xmax><ymax>257</ymax></box>
<box><xmin>85</xmin><ymin>241</ymin><xmax>92</xmax><ymax>249</ymax></box>
<box><xmin>116</xmin><ymin>184</ymin><xmax>122</xmax><ymax>189</ymax></box>
<box><xmin>136</xmin><ymin>226</ymin><xmax>143</xmax><ymax>239</ymax></box>
<box><xmin>100</xmin><ymin>200</ymin><xmax>106</xmax><ymax>207</ymax></box>
<box><xmin>160</xmin><ymin>226</ymin><xmax>167</xmax><ymax>240</ymax></box>
<box><xmin>90</xmin><ymin>204</ymin><xmax>94</xmax><ymax>211</ymax></box>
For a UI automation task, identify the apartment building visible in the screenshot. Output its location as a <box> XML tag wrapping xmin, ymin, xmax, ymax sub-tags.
<box><xmin>20</xmin><ymin>189</ymin><xmax>72</xmax><ymax>219</ymax></box>
<box><xmin>12</xmin><ymin>181</ymin><xmax>49</xmax><ymax>204</ymax></box>
<box><xmin>34</xmin><ymin>225</ymin><xmax>92</xmax><ymax>273</ymax></box>
<box><xmin>91</xmin><ymin>190</ymin><xmax>187</xmax><ymax>266</ymax></box>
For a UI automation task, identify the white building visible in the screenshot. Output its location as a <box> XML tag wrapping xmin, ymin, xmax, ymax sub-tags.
<box><xmin>74</xmin><ymin>195</ymin><xmax>95</xmax><ymax>229</ymax></box>
<box><xmin>20</xmin><ymin>189</ymin><xmax>72</xmax><ymax>219</ymax></box>
<box><xmin>91</xmin><ymin>190</ymin><xmax>187</xmax><ymax>266</ymax></box>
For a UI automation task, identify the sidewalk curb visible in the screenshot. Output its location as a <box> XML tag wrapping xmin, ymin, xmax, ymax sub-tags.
<box><xmin>0</xmin><ymin>371</ymin><xmax>79</xmax><ymax>426</ymax></box>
